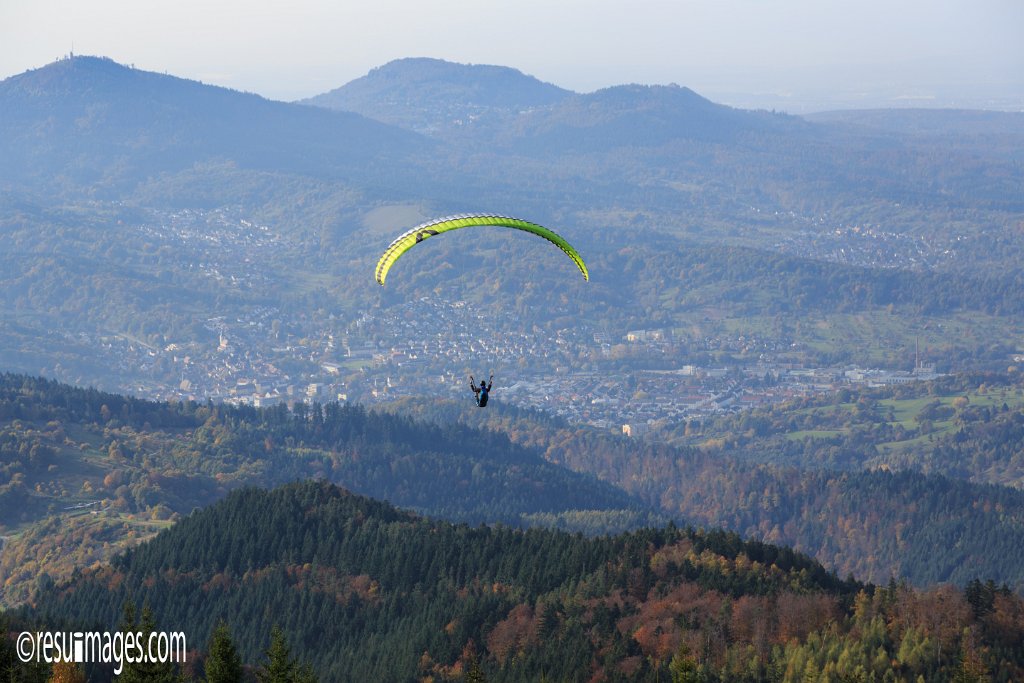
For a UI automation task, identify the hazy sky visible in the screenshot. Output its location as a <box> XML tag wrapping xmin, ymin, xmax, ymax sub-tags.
<box><xmin>2</xmin><ymin>0</ymin><xmax>1022</xmax><ymax>111</ymax></box>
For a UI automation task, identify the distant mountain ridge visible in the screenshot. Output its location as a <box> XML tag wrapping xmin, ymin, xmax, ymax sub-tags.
<box><xmin>0</xmin><ymin>55</ymin><xmax>431</xmax><ymax>193</ymax></box>
<box><xmin>301</xmin><ymin>57</ymin><xmax>572</xmax><ymax>134</ymax></box>
<box><xmin>4</xmin><ymin>54</ymin><xmax>1016</xmax><ymax>216</ymax></box>
<box><xmin>498</xmin><ymin>83</ymin><xmax>805</xmax><ymax>151</ymax></box>
<box><xmin>303</xmin><ymin>57</ymin><xmax>803</xmax><ymax>147</ymax></box>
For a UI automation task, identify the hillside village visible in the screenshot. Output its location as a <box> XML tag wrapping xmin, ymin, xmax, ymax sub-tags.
<box><xmin>4</xmin><ymin>206</ymin><xmax>949</xmax><ymax>436</ymax></box>
<box><xmin>58</xmin><ymin>288</ymin><xmax>941</xmax><ymax>438</ymax></box>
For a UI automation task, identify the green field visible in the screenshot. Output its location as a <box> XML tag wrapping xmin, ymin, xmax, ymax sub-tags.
<box><xmin>782</xmin><ymin>386</ymin><xmax>1024</xmax><ymax>455</ymax></box>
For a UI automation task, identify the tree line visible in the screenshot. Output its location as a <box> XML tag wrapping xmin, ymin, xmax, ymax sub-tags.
<box><xmin>9</xmin><ymin>480</ymin><xmax>1022</xmax><ymax>681</ymax></box>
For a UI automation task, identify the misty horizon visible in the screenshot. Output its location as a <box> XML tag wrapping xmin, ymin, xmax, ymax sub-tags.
<box><xmin>6</xmin><ymin>51</ymin><xmax>1024</xmax><ymax>116</ymax></box>
<box><xmin>2</xmin><ymin>0</ymin><xmax>1022</xmax><ymax>113</ymax></box>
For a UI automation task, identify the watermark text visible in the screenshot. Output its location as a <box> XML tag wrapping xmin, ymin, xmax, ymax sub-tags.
<box><xmin>17</xmin><ymin>630</ymin><xmax>186</xmax><ymax>676</ymax></box>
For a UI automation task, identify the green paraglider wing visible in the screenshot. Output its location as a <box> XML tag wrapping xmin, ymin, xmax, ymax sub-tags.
<box><xmin>375</xmin><ymin>214</ymin><xmax>589</xmax><ymax>285</ymax></box>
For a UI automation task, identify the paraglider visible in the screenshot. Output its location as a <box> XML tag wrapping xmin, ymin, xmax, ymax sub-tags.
<box><xmin>374</xmin><ymin>213</ymin><xmax>589</xmax><ymax>285</ymax></box>
<box><xmin>375</xmin><ymin>213</ymin><xmax>588</xmax><ymax>408</ymax></box>
<box><xmin>470</xmin><ymin>375</ymin><xmax>493</xmax><ymax>407</ymax></box>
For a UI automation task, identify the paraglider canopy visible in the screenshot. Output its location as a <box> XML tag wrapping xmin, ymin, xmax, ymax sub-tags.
<box><xmin>374</xmin><ymin>213</ymin><xmax>589</xmax><ymax>285</ymax></box>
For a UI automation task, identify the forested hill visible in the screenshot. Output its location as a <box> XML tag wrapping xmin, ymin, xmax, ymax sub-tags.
<box><xmin>0</xmin><ymin>372</ymin><xmax>646</xmax><ymax>524</ymax></box>
<box><xmin>390</xmin><ymin>381</ymin><xmax>1024</xmax><ymax>592</ymax></box>
<box><xmin>27</xmin><ymin>480</ymin><xmax>1024</xmax><ymax>682</ymax></box>
<box><xmin>0</xmin><ymin>373</ymin><xmax>655</xmax><ymax>606</ymax></box>
<box><xmin>304</xmin><ymin>57</ymin><xmax>798</xmax><ymax>149</ymax></box>
<box><xmin>6</xmin><ymin>371</ymin><xmax>1024</xmax><ymax>612</ymax></box>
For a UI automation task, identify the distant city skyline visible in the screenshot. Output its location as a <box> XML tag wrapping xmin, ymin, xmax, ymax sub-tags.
<box><xmin>2</xmin><ymin>0</ymin><xmax>1022</xmax><ymax>112</ymax></box>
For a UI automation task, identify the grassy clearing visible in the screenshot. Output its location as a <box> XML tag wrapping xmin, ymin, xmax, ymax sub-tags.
<box><xmin>876</xmin><ymin>396</ymin><xmax>941</xmax><ymax>426</ymax></box>
<box><xmin>785</xmin><ymin>429</ymin><xmax>847</xmax><ymax>441</ymax></box>
<box><xmin>788</xmin><ymin>387</ymin><xmax>1024</xmax><ymax>453</ymax></box>
<box><xmin>341</xmin><ymin>358</ymin><xmax>374</xmax><ymax>371</ymax></box>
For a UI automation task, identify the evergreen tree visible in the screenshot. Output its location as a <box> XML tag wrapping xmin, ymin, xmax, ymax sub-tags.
<box><xmin>537</xmin><ymin>603</ymin><xmax>559</xmax><ymax>641</ymax></box>
<box><xmin>257</xmin><ymin>627</ymin><xmax>293</xmax><ymax>683</ymax></box>
<box><xmin>204</xmin><ymin>622</ymin><xmax>242</xmax><ymax>683</ymax></box>
<box><xmin>669</xmin><ymin>640</ymin><xmax>699</xmax><ymax>683</ymax></box>
<box><xmin>257</xmin><ymin>626</ymin><xmax>317</xmax><ymax>683</ymax></box>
